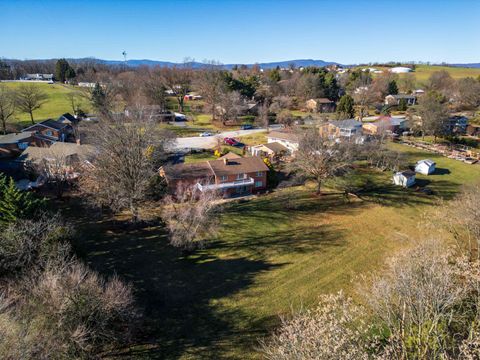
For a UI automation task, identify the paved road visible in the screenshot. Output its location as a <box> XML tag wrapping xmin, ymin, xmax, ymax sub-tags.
<box><xmin>170</xmin><ymin>125</ymin><xmax>282</xmax><ymax>151</ymax></box>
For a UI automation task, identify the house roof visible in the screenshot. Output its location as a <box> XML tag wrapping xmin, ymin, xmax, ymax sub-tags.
<box><xmin>23</xmin><ymin>119</ymin><xmax>68</xmax><ymax>132</ymax></box>
<box><xmin>267</xmin><ymin>130</ymin><xmax>299</xmax><ymax>143</ymax></box>
<box><xmin>396</xmin><ymin>170</ymin><xmax>416</xmax><ymax>178</ymax></box>
<box><xmin>19</xmin><ymin>142</ymin><xmax>96</xmax><ymax>163</ymax></box>
<box><xmin>309</xmin><ymin>98</ymin><xmax>334</xmax><ymax>104</ymax></box>
<box><xmin>0</xmin><ymin>132</ymin><xmax>33</xmax><ymax>144</ymax></box>
<box><xmin>328</xmin><ymin>119</ymin><xmax>362</xmax><ymax>129</ymax></box>
<box><xmin>58</xmin><ymin>113</ymin><xmax>77</xmax><ymax>123</ymax></box>
<box><xmin>263</xmin><ymin>142</ymin><xmax>288</xmax><ymax>153</ymax></box>
<box><xmin>207</xmin><ymin>156</ymin><xmax>269</xmax><ymax>176</ymax></box>
<box><xmin>162</xmin><ymin>162</ymin><xmax>214</xmax><ymax>182</ymax></box>
<box><xmin>388</xmin><ymin>94</ymin><xmax>416</xmax><ymax>100</ymax></box>
<box><xmin>219</xmin><ymin>152</ymin><xmax>242</xmax><ymax>160</ymax></box>
<box><xmin>416</xmin><ymin>159</ymin><xmax>435</xmax><ymax>167</ymax></box>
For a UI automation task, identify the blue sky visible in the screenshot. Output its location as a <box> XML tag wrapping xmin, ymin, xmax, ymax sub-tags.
<box><xmin>1</xmin><ymin>0</ymin><xmax>479</xmax><ymax>64</ymax></box>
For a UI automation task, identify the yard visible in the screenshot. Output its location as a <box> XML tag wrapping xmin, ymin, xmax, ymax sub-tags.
<box><xmin>62</xmin><ymin>143</ymin><xmax>480</xmax><ymax>359</ymax></box>
<box><xmin>2</xmin><ymin>82</ymin><xmax>91</xmax><ymax>127</ymax></box>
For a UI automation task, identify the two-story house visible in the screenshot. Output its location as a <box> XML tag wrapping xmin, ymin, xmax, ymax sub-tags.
<box><xmin>319</xmin><ymin>119</ymin><xmax>363</xmax><ymax>139</ymax></box>
<box><xmin>22</xmin><ymin>119</ymin><xmax>73</xmax><ymax>144</ymax></box>
<box><xmin>160</xmin><ymin>155</ymin><xmax>269</xmax><ymax>197</ymax></box>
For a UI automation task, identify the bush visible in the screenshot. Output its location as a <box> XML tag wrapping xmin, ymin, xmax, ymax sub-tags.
<box><xmin>0</xmin><ymin>262</ymin><xmax>138</xmax><ymax>359</ymax></box>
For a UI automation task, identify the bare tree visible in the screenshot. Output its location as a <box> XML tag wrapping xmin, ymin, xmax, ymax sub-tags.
<box><xmin>398</xmin><ymin>73</ymin><xmax>417</xmax><ymax>94</ymax></box>
<box><xmin>457</xmin><ymin>77</ymin><xmax>480</xmax><ymax>110</ymax></box>
<box><xmin>290</xmin><ymin>131</ymin><xmax>353</xmax><ymax>195</ymax></box>
<box><xmin>195</xmin><ymin>63</ymin><xmax>227</xmax><ymax>121</ymax></box>
<box><xmin>15</xmin><ymin>83</ymin><xmax>48</xmax><ymax>124</ymax></box>
<box><xmin>0</xmin><ymin>84</ymin><xmax>16</xmax><ymax>134</ymax></box>
<box><xmin>0</xmin><ymin>261</ymin><xmax>138</xmax><ymax>359</ymax></box>
<box><xmin>161</xmin><ymin>65</ymin><xmax>192</xmax><ymax>112</ymax></box>
<box><xmin>218</xmin><ymin>90</ymin><xmax>243</xmax><ymax>124</ymax></box>
<box><xmin>416</xmin><ymin>93</ymin><xmax>449</xmax><ymax>140</ymax></box>
<box><xmin>162</xmin><ymin>185</ymin><xmax>223</xmax><ymax>249</ymax></box>
<box><xmin>260</xmin><ymin>292</ymin><xmax>372</xmax><ymax>360</ymax></box>
<box><xmin>80</xmin><ymin>112</ymin><xmax>172</xmax><ymax>222</ymax></box>
<box><xmin>426</xmin><ymin>70</ymin><xmax>455</xmax><ymax>99</ymax></box>
<box><xmin>143</xmin><ymin>68</ymin><xmax>168</xmax><ymax>112</ymax></box>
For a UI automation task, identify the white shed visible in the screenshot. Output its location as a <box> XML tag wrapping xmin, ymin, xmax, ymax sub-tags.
<box><xmin>415</xmin><ymin>159</ymin><xmax>436</xmax><ymax>175</ymax></box>
<box><xmin>393</xmin><ymin>171</ymin><xmax>416</xmax><ymax>188</ymax></box>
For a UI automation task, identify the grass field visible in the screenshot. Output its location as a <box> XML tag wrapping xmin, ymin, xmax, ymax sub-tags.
<box><xmin>63</xmin><ymin>143</ymin><xmax>480</xmax><ymax>359</ymax></box>
<box><xmin>2</xmin><ymin>82</ymin><xmax>90</xmax><ymax>127</ymax></box>
<box><xmin>412</xmin><ymin>65</ymin><xmax>480</xmax><ymax>82</ymax></box>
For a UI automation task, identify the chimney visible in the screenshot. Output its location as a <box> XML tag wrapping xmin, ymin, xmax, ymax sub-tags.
<box><xmin>223</xmin><ymin>158</ymin><xmax>228</xmax><ymax>165</ymax></box>
<box><xmin>76</xmin><ymin>138</ymin><xmax>81</xmax><ymax>145</ymax></box>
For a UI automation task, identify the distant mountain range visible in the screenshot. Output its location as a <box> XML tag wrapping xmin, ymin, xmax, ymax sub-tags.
<box><xmin>450</xmin><ymin>63</ymin><xmax>480</xmax><ymax>68</ymax></box>
<box><xmin>72</xmin><ymin>58</ymin><xmax>342</xmax><ymax>69</ymax></box>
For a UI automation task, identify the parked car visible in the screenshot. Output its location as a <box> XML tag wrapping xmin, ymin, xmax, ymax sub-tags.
<box><xmin>240</xmin><ymin>124</ymin><xmax>254</xmax><ymax>130</ymax></box>
<box><xmin>199</xmin><ymin>132</ymin><xmax>213</xmax><ymax>137</ymax></box>
<box><xmin>224</xmin><ymin>137</ymin><xmax>238</xmax><ymax>146</ymax></box>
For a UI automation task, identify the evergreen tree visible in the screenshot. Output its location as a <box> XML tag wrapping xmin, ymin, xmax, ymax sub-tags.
<box><xmin>55</xmin><ymin>59</ymin><xmax>75</xmax><ymax>83</ymax></box>
<box><xmin>387</xmin><ymin>80</ymin><xmax>399</xmax><ymax>95</ymax></box>
<box><xmin>0</xmin><ymin>175</ymin><xmax>45</xmax><ymax>226</ymax></box>
<box><xmin>336</xmin><ymin>95</ymin><xmax>355</xmax><ymax>119</ymax></box>
<box><xmin>269</xmin><ymin>68</ymin><xmax>281</xmax><ymax>82</ymax></box>
<box><xmin>91</xmin><ymin>82</ymin><xmax>107</xmax><ymax>112</ymax></box>
<box><xmin>397</xmin><ymin>97</ymin><xmax>408</xmax><ymax>111</ymax></box>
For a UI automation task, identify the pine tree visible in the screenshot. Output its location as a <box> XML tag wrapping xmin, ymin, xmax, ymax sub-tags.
<box><xmin>398</xmin><ymin>97</ymin><xmax>408</xmax><ymax>111</ymax></box>
<box><xmin>388</xmin><ymin>80</ymin><xmax>399</xmax><ymax>95</ymax></box>
<box><xmin>336</xmin><ymin>95</ymin><xmax>355</xmax><ymax>119</ymax></box>
<box><xmin>0</xmin><ymin>175</ymin><xmax>45</xmax><ymax>226</ymax></box>
<box><xmin>91</xmin><ymin>82</ymin><xmax>107</xmax><ymax>113</ymax></box>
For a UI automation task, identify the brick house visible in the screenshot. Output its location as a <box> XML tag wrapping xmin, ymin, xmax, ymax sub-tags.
<box><xmin>305</xmin><ymin>98</ymin><xmax>336</xmax><ymax>113</ymax></box>
<box><xmin>22</xmin><ymin>119</ymin><xmax>73</xmax><ymax>143</ymax></box>
<box><xmin>160</xmin><ymin>156</ymin><xmax>269</xmax><ymax>197</ymax></box>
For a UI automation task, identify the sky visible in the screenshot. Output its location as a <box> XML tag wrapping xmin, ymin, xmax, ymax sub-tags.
<box><xmin>1</xmin><ymin>0</ymin><xmax>479</xmax><ymax>65</ymax></box>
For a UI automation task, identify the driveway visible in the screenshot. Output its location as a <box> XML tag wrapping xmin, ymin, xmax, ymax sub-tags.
<box><xmin>169</xmin><ymin>125</ymin><xmax>282</xmax><ymax>151</ymax></box>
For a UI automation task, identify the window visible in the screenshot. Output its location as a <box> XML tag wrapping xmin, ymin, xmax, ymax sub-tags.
<box><xmin>255</xmin><ymin>181</ymin><xmax>263</xmax><ymax>188</ymax></box>
<box><xmin>45</xmin><ymin>130</ymin><xmax>53</xmax><ymax>137</ymax></box>
<box><xmin>256</xmin><ymin>171</ymin><xmax>263</xmax><ymax>177</ymax></box>
<box><xmin>18</xmin><ymin>142</ymin><xmax>28</xmax><ymax>150</ymax></box>
<box><xmin>220</xmin><ymin>175</ymin><xmax>228</xmax><ymax>182</ymax></box>
<box><xmin>236</xmin><ymin>173</ymin><xmax>246</xmax><ymax>180</ymax></box>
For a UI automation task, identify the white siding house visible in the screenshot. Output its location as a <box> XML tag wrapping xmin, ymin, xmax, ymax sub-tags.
<box><xmin>415</xmin><ymin>159</ymin><xmax>436</xmax><ymax>175</ymax></box>
<box><xmin>393</xmin><ymin>171</ymin><xmax>416</xmax><ymax>188</ymax></box>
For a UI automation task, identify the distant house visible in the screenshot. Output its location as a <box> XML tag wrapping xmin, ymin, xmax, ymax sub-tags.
<box><xmin>250</xmin><ymin>142</ymin><xmax>289</xmax><ymax>159</ymax></box>
<box><xmin>0</xmin><ymin>132</ymin><xmax>33</xmax><ymax>158</ymax></box>
<box><xmin>23</xmin><ymin>73</ymin><xmax>54</xmax><ymax>81</ymax></box>
<box><xmin>415</xmin><ymin>159</ymin><xmax>436</xmax><ymax>175</ymax></box>
<box><xmin>266</xmin><ymin>131</ymin><xmax>299</xmax><ymax>153</ymax></box>
<box><xmin>413</xmin><ymin>89</ymin><xmax>425</xmax><ymax>96</ymax></box>
<box><xmin>57</xmin><ymin>113</ymin><xmax>79</xmax><ymax>125</ymax></box>
<box><xmin>390</xmin><ymin>67</ymin><xmax>413</xmax><ymax>74</ymax></box>
<box><xmin>466</xmin><ymin>124</ymin><xmax>480</xmax><ymax>137</ymax></box>
<box><xmin>362</xmin><ymin>116</ymin><xmax>407</xmax><ymax>135</ymax></box>
<box><xmin>22</xmin><ymin>119</ymin><xmax>73</xmax><ymax>143</ymax></box>
<box><xmin>160</xmin><ymin>156</ymin><xmax>269</xmax><ymax>197</ymax></box>
<box><xmin>125</xmin><ymin>106</ymin><xmax>175</xmax><ymax>122</ymax></box>
<box><xmin>78</xmin><ymin>82</ymin><xmax>96</xmax><ymax>88</ymax></box>
<box><xmin>447</xmin><ymin>116</ymin><xmax>468</xmax><ymax>134</ymax></box>
<box><xmin>319</xmin><ymin>119</ymin><xmax>363</xmax><ymax>139</ymax></box>
<box><xmin>174</xmin><ymin>112</ymin><xmax>187</xmax><ymax>121</ymax></box>
<box><xmin>393</xmin><ymin>170</ymin><xmax>416</xmax><ymax>188</ymax></box>
<box><xmin>385</xmin><ymin>94</ymin><xmax>417</xmax><ymax>106</ymax></box>
<box><xmin>305</xmin><ymin>98</ymin><xmax>336</xmax><ymax>113</ymax></box>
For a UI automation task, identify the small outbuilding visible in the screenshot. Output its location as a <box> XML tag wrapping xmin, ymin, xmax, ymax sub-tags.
<box><xmin>393</xmin><ymin>170</ymin><xmax>416</xmax><ymax>188</ymax></box>
<box><xmin>415</xmin><ymin>159</ymin><xmax>436</xmax><ymax>175</ymax></box>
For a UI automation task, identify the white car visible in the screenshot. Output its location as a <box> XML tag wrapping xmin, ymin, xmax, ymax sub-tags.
<box><xmin>199</xmin><ymin>132</ymin><xmax>213</xmax><ymax>137</ymax></box>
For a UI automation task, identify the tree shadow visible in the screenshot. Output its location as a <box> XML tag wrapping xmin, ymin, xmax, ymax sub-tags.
<box><xmin>433</xmin><ymin>167</ymin><xmax>451</xmax><ymax>175</ymax></box>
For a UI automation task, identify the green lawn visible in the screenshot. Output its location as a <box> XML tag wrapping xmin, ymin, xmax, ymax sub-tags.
<box><xmin>3</xmin><ymin>82</ymin><xmax>90</xmax><ymax>128</ymax></box>
<box><xmin>64</xmin><ymin>143</ymin><xmax>480</xmax><ymax>359</ymax></box>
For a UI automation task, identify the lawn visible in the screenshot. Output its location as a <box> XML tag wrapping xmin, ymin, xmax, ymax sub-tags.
<box><xmin>3</xmin><ymin>82</ymin><xmax>91</xmax><ymax>128</ymax></box>
<box><xmin>65</xmin><ymin>144</ymin><xmax>480</xmax><ymax>359</ymax></box>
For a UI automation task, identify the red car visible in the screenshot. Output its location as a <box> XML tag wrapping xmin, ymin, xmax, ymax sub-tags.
<box><xmin>223</xmin><ymin>137</ymin><xmax>238</xmax><ymax>146</ymax></box>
